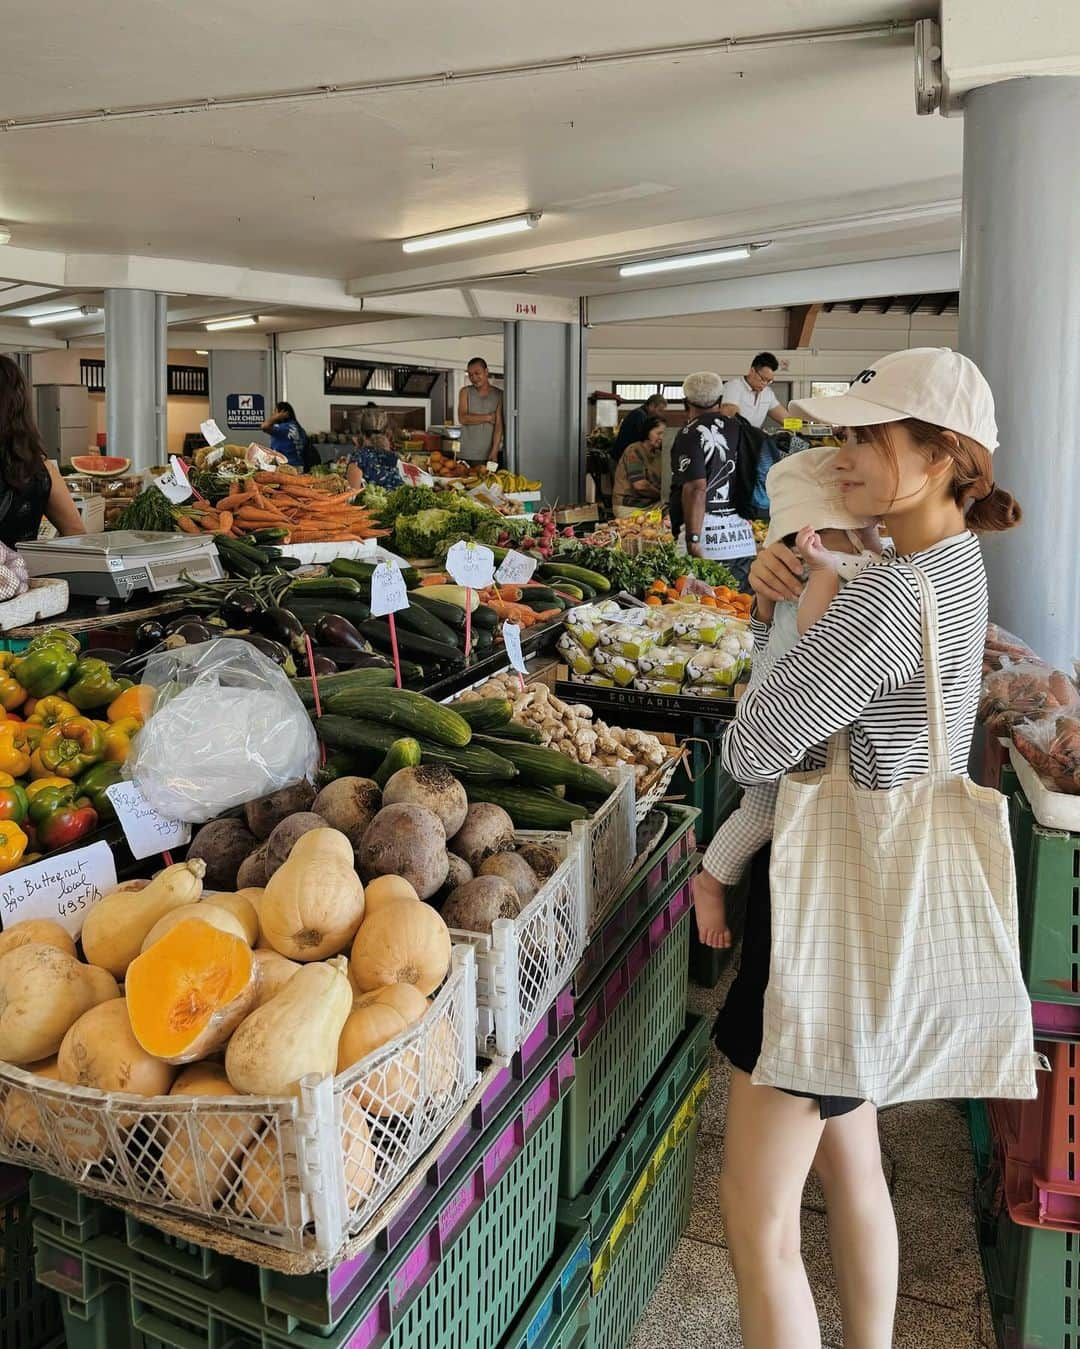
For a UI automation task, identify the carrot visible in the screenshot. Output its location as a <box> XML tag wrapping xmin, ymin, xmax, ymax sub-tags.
<box><xmin>175</xmin><ymin>515</ymin><xmax>200</xmax><ymax>534</ymax></box>
<box><xmin>217</xmin><ymin>511</ymin><xmax>234</xmax><ymax>534</ymax></box>
<box><xmin>421</xmin><ymin>574</ymin><xmax>450</xmax><ymax>586</ymax></box>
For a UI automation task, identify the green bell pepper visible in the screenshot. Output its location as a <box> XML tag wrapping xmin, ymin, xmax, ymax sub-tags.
<box><xmin>27</xmin><ymin>782</ymin><xmax>77</xmax><ymax>829</ymax></box>
<box><xmin>0</xmin><ymin>783</ymin><xmax>29</xmax><ymax>825</ymax></box>
<box><xmin>77</xmin><ymin>761</ymin><xmax>124</xmax><ymax>821</ymax></box>
<box><xmin>37</xmin><ymin>717</ymin><xmax>105</xmax><ymax>778</ymax></box>
<box><xmin>66</xmin><ymin>658</ymin><xmax>124</xmax><ymax>711</ymax></box>
<box><xmin>13</xmin><ymin>644</ymin><xmax>79</xmax><ymax>699</ymax></box>
<box><xmin>30</xmin><ymin>791</ymin><xmax>98</xmax><ymax>851</ymax></box>
<box><xmin>26</xmin><ymin>629</ymin><xmax>80</xmax><ymax>656</ymax></box>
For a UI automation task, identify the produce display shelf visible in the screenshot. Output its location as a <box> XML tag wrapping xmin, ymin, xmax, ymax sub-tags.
<box><xmin>560</xmin><ymin>873</ymin><xmax>696</xmax><ymax>1201</ymax></box>
<box><xmin>979</xmin><ymin>1196</ymin><xmax>1080</xmax><ymax>1349</ymax></box>
<box><xmin>35</xmin><ymin>1042</ymin><xmax>572</xmax><ymax>1349</ymax></box>
<box><xmin>553</xmin><ymin>680</ymin><xmax>738</xmax><ymax>729</ymax></box>
<box><xmin>417</xmin><ymin>620</ymin><xmax>563</xmax><ymax>704</ymax></box>
<box><xmin>1009</xmin><ymin>789</ymin><xmax>1080</xmax><ymax>1007</ymax></box>
<box><xmin>0</xmin><ymin>1166</ymin><xmax>64</xmax><ymax>1349</ymax></box>
<box><xmin>501</xmin><ymin>1222</ymin><xmax>590</xmax><ymax>1349</ymax></box>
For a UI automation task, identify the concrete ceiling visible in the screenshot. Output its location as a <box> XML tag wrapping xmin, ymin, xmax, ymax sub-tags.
<box><xmin>0</xmin><ymin>2</ymin><xmax>964</xmax><ymax>337</ymax></box>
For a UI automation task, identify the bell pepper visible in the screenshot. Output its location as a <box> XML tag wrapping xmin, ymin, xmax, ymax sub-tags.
<box><xmin>25</xmin><ymin>775</ymin><xmax>73</xmax><ymax>800</ymax></box>
<box><xmin>107</xmin><ymin>684</ymin><xmax>155</xmax><ymax>725</ymax></box>
<box><xmin>0</xmin><ymin>820</ymin><xmax>28</xmax><ymax>873</ymax></box>
<box><xmin>66</xmin><ymin>659</ymin><xmax>124</xmax><ymax>712</ymax></box>
<box><xmin>0</xmin><ymin>784</ymin><xmax>29</xmax><ymax>825</ymax></box>
<box><xmin>28</xmin><ymin>696</ymin><xmax>80</xmax><ymax>728</ymax></box>
<box><xmin>37</xmin><ymin>717</ymin><xmax>105</xmax><ymax>779</ymax></box>
<box><xmin>0</xmin><ymin>669</ymin><xmax>26</xmax><ymax>712</ymax></box>
<box><xmin>25</xmin><ymin>629</ymin><xmax>80</xmax><ymax>657</ymax></box>
<box><xmin>77</xmin><ymin>761</ymin><xmax>124</xmax><ymax>821</ymax></box>
<box><xmin>13</xmin><ymin>643</ymin><xmax>78</xmax><ymax>699</ymax></box>
<box><xmin>99</xmin><ymin>715</ymin><xmax>140</xmax><ymax>765</ymax></box>
<box><xmin>0</xmin><ymin>722</ymin><xmax>32</xmax><ymax>778</ymax></box>
<box><xmin>30</xmin><ymin>794</ymin><xmax>96</xmax><ymax>852</ymax></box>
<box><xmin>27</xmin><ymin>783</ymin><xmax>76</xmax><ymax>827</ymax></box>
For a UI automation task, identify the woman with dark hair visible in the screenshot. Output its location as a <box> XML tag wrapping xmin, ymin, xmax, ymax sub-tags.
<box><xmin>0</xmin><ymin>355</ymin><xmax>84</xmax><ymax>544</ymax></box>
<box><xmin>611</xmin><ymin>414</ymin><xmax>665</xmax><ymax>516</ymax></box>
<box><xmin>260</xmin><ymin>400</ymin><xmax>309</xmax><ymax>469</ymax></box>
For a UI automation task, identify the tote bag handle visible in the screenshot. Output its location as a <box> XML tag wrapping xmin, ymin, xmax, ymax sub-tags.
<box><xmin>823</xmin><ymin>562</ymin><xmax>950</xmax><ymax>783</ymax></box>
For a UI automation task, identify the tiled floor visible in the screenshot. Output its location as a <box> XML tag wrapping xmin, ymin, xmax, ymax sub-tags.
<box><xmin>630</xmin><ymin>973</ymin><xmax>992</xmax><ymax>1348</ymax></box>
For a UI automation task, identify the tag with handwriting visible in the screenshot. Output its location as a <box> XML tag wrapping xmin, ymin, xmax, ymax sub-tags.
<box><xmin>155</xmin><ymin>456</ymin><xmax>193</xmax><ymax>504</ymax></box>
<box><xmin>502</xmin><ymin>622</ymin><xmax>527</xmax><ymax>675</ymax></box>
<box><xmin>0</xmin><ymin>842</ymin><xmax>117</xmax><ymax>938</ymax></box>
<box><xmin>446</xmin><ymin>541</ymin><xmax>495</xmax><ymax>590</ymax></box>
<box><xmin>369</xmin><ymin>562</ymin><xmax>410</xmax><ymax>618</ymax></box>
<box><xmin>105</xmin><ymin>782</ymin><xmax>192</xmax><ymax>860</ymax></box>
<box><xmin>200</xmin><ymin>419</ymin><xmax>227</xmax><ymax>447</ymax></box>
<box><xmin>495</xmin><ymin>549</ymin><xmax>538</xmax><ymax>586</ymax></box>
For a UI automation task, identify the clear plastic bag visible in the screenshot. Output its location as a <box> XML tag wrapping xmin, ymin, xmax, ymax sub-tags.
<box><xmin>983</xmin><ymin>622</ymin><xmax>1041</xmax><ymax>675</ymax></box>
<box><xmin>979</xmin><ymin>659</ymin><xmax>1080</xmax><ymax>736</ymax></box>
<box><xmin>1012</xmin><ymin>713</ymin><xmax>1080</xmax><ymax>794</ymax></box>
<box><xmin>126</xmin><ymin>638</ymin><xmax>318</xmax><ymax>823</ymax></box>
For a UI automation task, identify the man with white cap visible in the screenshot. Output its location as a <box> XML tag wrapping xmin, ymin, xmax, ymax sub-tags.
<box><xmin>669</xmin><ymin>371</ymin><xmax>757</xmax><ymax>586</ymax></box>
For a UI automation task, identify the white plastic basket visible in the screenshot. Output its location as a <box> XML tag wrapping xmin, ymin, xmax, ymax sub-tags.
<box><xmin>575</xmin><ymin>763</ymin><xmax>637</xmax><ymax>932</ymax></box>
<box><xmin>449</xmin><ymin>832</ymin><xmax>586</xmax><ymax>1061</ymax></box>
<box><xmin>633</xmin><ymin>751</ymin><xmax>684</xmax><ymax>823</ymax></box>
<box><xmin>0</xmin><ymin>947</ymin><xmax>477</xmax><ymax>1256</ymax></box>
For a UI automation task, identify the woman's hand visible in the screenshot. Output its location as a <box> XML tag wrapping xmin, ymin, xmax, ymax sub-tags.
<box><xmin>750</xmin><ymin>541</ymin><xmax>805</xmax><ymax>604</ymax></box>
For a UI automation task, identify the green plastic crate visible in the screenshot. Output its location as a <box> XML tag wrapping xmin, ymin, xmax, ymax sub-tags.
<box><xmin>501</xmin><ymin>1222</ymin><xmax>590</xmax><ymax>1349</ymax></box>
<box><xmin>560</xmin><ymin>881</ymin><xmax>693</xmax><ymax>1200</ymax></box>
<box><xmin>0</xmin><ymin>1168</ymin><xmax>64</xmax><ymax>1349</ymax></box>
<box><xmin>980</xmin><ymin>1197</ymin><xmax>1080</xmax><ymax>1348</ymax></box>
<box><xmin>1010</xmin><ymin>789</ymin><xmax>1080</xmax><ymax>1006</ymax></box>
<box><xmin>966</xmin><ymin>1099</ymin><xmax>994</xmax><ymax>1182</ymax></box>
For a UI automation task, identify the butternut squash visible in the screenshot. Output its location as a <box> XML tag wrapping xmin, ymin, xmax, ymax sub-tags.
<box><xmin>159</xmin><ymin>1062</ymin><xmax>258</xmax><ymax>1206</ymax></box>
<box><xmin>127</xmin><ymin>919</ymin><xmax>256</xmax><ymax>1065</ymax></box>
<box><xmin>259</xmin><ymin>829</ymin><xmax>365</xmax><ymax>962</ymax></box>
<box><xmin>58</xmin><ymin>999</ymin><xmax>176</xmax><ymax>1097</ymax></box>
<box><xmin>251</xmin><ymin>949</ymin><xmax>300</xmax><ymax>1007</ymax></box>
<box><xmin>0</xmin><ymin>920</ymin><xmax>75</xmax><ymax>961</ymax></box>
<box><xmin>425</xmin><ymin>1005</ymin><xmax>459</xmax><ymax>1100</ymax></box>
<box><xmin>349</xmin><ymin>899</ymin><xmax>451</xmax><ymax>997</ymax></box>
<box><xmin>353</xmin><ymin>982</ymin><xmax>429</xmax><ymax>1023</ymax></box>
<box><xmin>0</xmin><ymin>944</ymin><xmax>119</xmax><ymax>1065</ymax></box>
<box><xmin>209</xmin><ymin>891</ymin><xmax>260</xmax><ymax>946</ymax></box>
<box><xmin>0</xmin><ymin>1056</ymin><xmax>63</xmax><ymax>1152</ymax></box>
<box><xmin>225</xmin><ymin>956</ymin><xmax>352</xmax><ymax>1099</ymax></box>
<box><xmin>362</xmin><ymin>875</ymin><xmax>418</xmax><ymax>914</ymax></box>
<box><xmin>81</xmin><ymin>859</ymin><xmax>206</xmax><ymax>977</ymax></box>
<box><xmin>140</xmin><ymin>902</ymin><xmax>248</xmax><ymax>954</ymax></box>
<box><xmin>338</xmin><ymin>1000</ymin><xmax>420</xmax><ymax>1116</ymax></box>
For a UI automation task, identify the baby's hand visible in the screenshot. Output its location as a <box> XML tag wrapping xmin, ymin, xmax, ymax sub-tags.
<box><xmin>795</xmin><ymin>525</ymin><xmax>836</xmax><ymax>573</ymax></box>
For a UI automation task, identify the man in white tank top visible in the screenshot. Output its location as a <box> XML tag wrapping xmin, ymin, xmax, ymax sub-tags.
<box><xmin>457</xmin><ymin>357</ymin><xmax>504</xmax><ymax>466</ymax></box>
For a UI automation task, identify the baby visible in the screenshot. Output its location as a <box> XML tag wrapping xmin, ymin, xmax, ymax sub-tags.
<box><xmin>694</xmin><ymin>446</ymin><xmax>881</xmax><ymax>948</ymax></box>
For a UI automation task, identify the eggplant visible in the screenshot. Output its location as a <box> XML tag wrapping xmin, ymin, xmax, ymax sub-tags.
<box><xmin>314</xmin><ymin>647</ymin><xmax>386</xmax><ymax>669</ymax></box>
<box><xmin>300</xmin><ymin>653</ymin><xmax>339</xmax><ymax>677</ymax></box>
<box><xmin>220</xmin><ymin>588</ymin><xmax>262</xmax><ymax>629</ymax></box>
<box><xmin>241</xmin><ymin>634</ymin><xmax>290</xmax><ymax>666</ymax></box>
<box><xmin>254</xmin><ymin>605</ymin><xmax>307</xmax><ymax>654</ymax></box>
<box><xmin>314</xmin><ymin>614</ymin><xmax>368</xmax><ymax>651</ymax></box>
<box><xmin>134</xmin><ymin>620</ymin><xmax>166</xmax><ymax>651</ymax></box>
<box><xmin>166</xmin><ymin>618</ymin><xmax>213</xmax><ymax>644</ymax></box>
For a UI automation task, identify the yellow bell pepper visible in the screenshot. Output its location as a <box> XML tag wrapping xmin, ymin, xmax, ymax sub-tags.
<box><xmin>0</xmin><ymin>772</ymin><xmax>14</xmax><ymax>789</ymax></box>
<box><xmin>0</xmin><ymin>723</ymin><xmax>32</xmax><ymax>778</ymax></box>
<box><xmin>100</xmin><ymin>715</ymin><xmax>140</xmax><ymax>765</ymax></box>
<box><xmin>0</xmin><ymin>669</ymin><xmax>26</xmax><ymax>712</ymax></box>
<box><xmin>25</xmin><ymin>775</ymin><xmax>73</xmax><ymax>800</ymax></box>
<box><xmin>0</xmin><ymin>820</ymin><xmax>28</xmax><ymax>873</ymax></box>
<box><xmin>28</xmin><ymin>697</ymin><xmax>80</xmax><ymax>729</ymax></box>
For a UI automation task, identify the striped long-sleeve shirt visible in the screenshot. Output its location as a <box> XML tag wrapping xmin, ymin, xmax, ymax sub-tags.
<box><xmin>722</xmin><ymin>531</ymin><xmax>987</xmax><ymax>790</ymax></box>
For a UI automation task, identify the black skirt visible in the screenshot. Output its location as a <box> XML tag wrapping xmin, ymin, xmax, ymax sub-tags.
<box><xmin>712</xmin><ymin>844</ymin><xmax>864</xmax><ymax>1121</ymax></box>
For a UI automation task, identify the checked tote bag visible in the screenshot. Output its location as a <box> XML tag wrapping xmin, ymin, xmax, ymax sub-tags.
<box><xmin>753</xmin><ymin>566</ymin><xmax>1038</xmax><ymax>1107</ymax></box>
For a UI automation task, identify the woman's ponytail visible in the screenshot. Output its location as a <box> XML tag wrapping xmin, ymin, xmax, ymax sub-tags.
<box><xmin>966</xmin><ymin>484</ymin><xmax>1022</xmax><ymax>532</ymax></box>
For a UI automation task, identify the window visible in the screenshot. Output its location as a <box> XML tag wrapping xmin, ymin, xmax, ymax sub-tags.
<box><xmin>810</xmin><ymin>381</ymin><xmax>851</xmax><ymax>398</ymax></box>
<box><xmin>80</xmin><ymin>359</ymin><xmax>208</xmax><ymax>397</ymax></box>
<box><xmin>366</xmin><ymin>368</ymin><xmax>394</xmax><ymax>393</ymax></box>
<box><xmin>80</xmin><ymin>359</ymin><xmax>105</xmax><ymax>393</ymax></box>
<box><xmin>613</xmin><ymin>380</ymin><xmax>685</xmax><ymax>406</ymax></box>
<box><xmin>325</xmin><ymin>358</ymin><xmax>375</xmax><ymax>394</ymax></box>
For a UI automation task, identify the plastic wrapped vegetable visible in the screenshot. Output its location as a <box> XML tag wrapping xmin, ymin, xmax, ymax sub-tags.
<box><xmin>983</xmin><ymin>623</ymin><xmax>1040</xmax><ymax>675</ymax></box>
<box><xmin>979</xmin><ymin>660</ymin><xmax>1080</xmax><ymax>735</ymax></box>
<box><xmin>1012</xmin><ymin>715</ymin><xmax>1080</xmax><ymax>793</ymax></box>
<box><xmin>0</xmin><ymin>543</ymin><xmax>29</xmax><ymax>603</ymax></box>
<box><xmin>126</xmin><ymin>638</ymin><xmax>318</xmax><ymax>823</ymax></box>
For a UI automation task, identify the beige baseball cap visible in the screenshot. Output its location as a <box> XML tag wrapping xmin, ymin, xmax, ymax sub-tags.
<box><xmin>790</xmin><ymin>347</ymin><xmax>999</xmax><ymax>452</ymax></box>
<box><xmin>765</xmin><ymin>446</ymin><xmax>875</xmax><ymax>548</ymax></box>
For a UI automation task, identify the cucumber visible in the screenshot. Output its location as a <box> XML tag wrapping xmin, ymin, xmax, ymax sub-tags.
<box><xmin>453</xmin><ymin>698</ymin><xmax>513</xmax><ymax>731</ymax></box>
<box><xmin>290</xmin><ymin>666</ymin><xmax>397</xmax><ymax>709</ymax></box>
<box><xmin>322</xmin><ymin>687</ymin><xmax>473</xmax><ymax>747</ymax></box>
<box><xmin>538</xmin><ymin>562</ymin><xmax>611</xmax><ymax>593</ymax></box>
<box><xmin>373</xmin><ymin>737</ymin><xmax>422</xmax><ymax>787</ymax></box>
<box><xmin>316</xmin><ymin>717</ymin><xmax>517</xmax><ymax>780</ymax></box>
<box><xmin>471</xmin><ymin>605</ymin><xmax>499</xmax><ymax>631</ymax></box>
<box><xmin>474</xmin><ymin>737</ymin><xmax>614</xmax><ymax>795</ymax></box>
<box><xmin>287</xmin><ymin>577</ymin><xmax>365</xmax><ymax>599</ymax></box>
<box><xmin>356</xmin><ymin>620</ymin><xmax>465</xmax><ymax>667</ymax></box>
<box><xmin>394</xmin><ymin>604</ymin><xmax>460</xmax><ymax>648</ymax></box>
<box><xmin>408</xmin><ymin>593</ymin><xmax>467</xmax><ymax>632</ymax></box>
<box><xmin>317</xmin><ymin>748</ymin><xmax>378</xmax><ymax>786</ymax></box>
<box><xmin>484</xmin><ymin>721</ymin><xmax>543</xmax><ymax>744</ymax></box>
<box><xmin>457</xmin><ymin>781</ymin><xmax>589</xmax><ymax>828</ymax></box>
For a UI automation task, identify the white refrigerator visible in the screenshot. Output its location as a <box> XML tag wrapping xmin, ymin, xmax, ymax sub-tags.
<box><xmin>35</xmin><ymin>384</ymin><xmax>90</xmax><ymax>464</ymax></box>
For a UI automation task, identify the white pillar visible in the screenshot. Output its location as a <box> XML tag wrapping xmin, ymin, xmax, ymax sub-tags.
<box><xmin>105</xmin><ymin>289</ymin><xmax>166</xmax><ymax>470</ymax></box>
<box><xmin>958</xmin><ymin>77</ymin><xmax>1080</xmax><ymax>668</ymax></box>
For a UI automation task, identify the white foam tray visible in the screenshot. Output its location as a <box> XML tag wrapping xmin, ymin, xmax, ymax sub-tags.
<box><xmin>1009</xmin><ymin>745</ymin><xmax>1080</xmax><ymax>833</ymax></box>
<box><xmin>0</xmin><ymin>578</ymin><xmax>69</xmax><ymax>632</ymax></box>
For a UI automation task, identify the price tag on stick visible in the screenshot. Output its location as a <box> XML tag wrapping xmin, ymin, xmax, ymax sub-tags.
<box><xmin>446</xmin><ymin>542</ymin><xmax>495</xmax><ymax>660</ymax></box>
<box><xmin>495</xmin><ymin>549</ymin><xmax>538</xmax><ymax>586</ymax></box>
<box><xmin>200</xmin><ymin>418</ymin><xmax>227</xmax><ymax>447</ymax></box>
<box><xmin>502</xmin><ymin>621</ymin><xmax>527</xmax><ymax>689</ymax></box>
<box><xmin>105</xmin><ymin>781</ymin><xmax>192</xmax><ymax>861</ymax></box>
<box><xmin>154</xmin><ymin>456</ymin><xmax>194</xmax><ymax>505</ymax></box>
<box><xmin>0</xmin><ymin>842</ymin><xmax>117</xmax><ymax>939</ymax></box>
<box><xmin>369</xmin><ymin>562</ymin><xmax>410</xmax><ymax>687</ymax></box>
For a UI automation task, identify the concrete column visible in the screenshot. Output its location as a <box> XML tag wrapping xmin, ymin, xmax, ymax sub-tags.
<box><xmin>105</xmin><ymin>289</ymin><xmax>165</xmax><ymax>471</ymax></box>
<box><xmin>959</xmin><ymin>77</ymin><xmax>1080</xmax><ymax>668</ymax></box>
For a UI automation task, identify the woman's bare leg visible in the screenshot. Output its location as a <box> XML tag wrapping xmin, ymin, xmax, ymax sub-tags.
<box><xmin>812</xmin><ymin>1104</ymin><xmax>898</xmax><ymax>1349</ymax></box>
<box><xmin>720</xmin><ymin>1069</ymin><xmax>827</xmax><ymax>1348</ymax></box>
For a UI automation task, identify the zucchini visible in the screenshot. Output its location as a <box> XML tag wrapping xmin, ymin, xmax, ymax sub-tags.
<box><xmin>322</xmin><ymin>687</ymin><xmax>473</xmax><ymax>747</ymax></box>
<box><xmin>316</xmin><ymin>717</ymin><xmax>517</xmax><ymax>779</ymax></box>
<box><xmin>356</xmin><ymin>620</ymin><xmax>465</xmax><ymax>667</ymax></box>
<box><xmin>317</xmin><ymin>748</ymin><xmax>378</xmax><ymax>786</ymax></box>
<box><xmin>519</xmin><ymin>585</ymin><xmax>560</xmax><ymax>603</ymax></box>
<box><xmin>283</xmin><ymin>597</ymin><xmax>372</xmax><ymax>628</ymax></box>
<box><xmin>394</xmin><ymin>604</ymin><xmax>461</xmax><ymax>648</ymax></box>
<box><xmin>484</xmin><ymin>721</ymin><xmax>543</xmax><ymax>744</ymax></box>
<box><xmin>287</xmin><ymin>577</ymin><xmax>365</xmax><ymax>599</ymax></box>
<box><xmin>250</xmin><ymin>527</ymin><xmax>290</xmax><ymax>544</ymax></box>
<box><xmin>453</xmin><ymin>698</ymin><xmax>513</xmax><ymax>731</ymax></box>
<box><xmin>413</xmin><ymin>585</ymin><xmax>477</xmax><ymax>610</ymax></box>
<box><xmin>538</xmin><ymin>562</ymin><xmax>611</xmax><ymax>593</ymax></box>
<box><xmin>290</xmin><ymin>666</ymin><xmax>397</xmax><ymax>709</ymax></box>
<box><xmin>331</xmin><ymin>558</ymin><xmax>423</xmax><ymax>589</ymax></box>
<box><xmin>457</xmin><ymin>781</ymin><xmax>589</xmax><ymax>829</ymax></box>
<box><xmin>373</xmin><ymin>737</ymin><xmax>422</xmax><ymax>787</ymax></box>
<box><xmin>471</xmin><ymin>629</ymin><xmax>494</xmax><ymax>653</ymax></box>
<box><xmin>216</xmin><ymin>534</ymin><xmax>270</xmax><ymax>566</ymax></box>
<box><xmin>474</xmin><ymin>737</ymin><xmax>614</xmax><ymax>796</ymax></box>
<box><xmin>471</xmin><ymin>605</ymin><xmax>499</xmax><ymax>631</ymax></box>
<box><xmin>408</xmin><ymin>593</ymin><xmax>467</xmax><ymax>632</ymax></box>
<box><xmin>518</xmin><ymin>594</ymin><xmax>561</xmax><ymax>613</ymax></box>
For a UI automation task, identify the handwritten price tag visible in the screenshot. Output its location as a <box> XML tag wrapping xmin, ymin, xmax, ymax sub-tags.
<box><xmin>105</xmin><ymin>781</ymin><xmax>192</xmax><ymax>860</ymax></box>
<box><xmin>200</xmin><ymin>418</ymin><xmax>227</xmax><ymax>447</ymax></box>
<box><xmin>495</xmin><ymin>549</ymin><xmax>538</xmax><ymax>586</ymax></box>
<box><xmin>369</xmin><ymin>561</ymin><xmax>410</xmax><ymax>618</ymax></box>
<box><xmin>0</xmin><ymin>842</ymin><xmax>117</xmax><ymax>939</ymax></box>
<box><xmin>502</xmin><ymin>621</ymin><xmax>527</xmax><ymax>675</ymax></box>
<box><xmin>445</xmin><ymin>541</ymin><xmax>495</xmax><ymax>590</ymax></box>
<box><xmin>155</xmin><ymin>455</ymin><xmax>193</xmax><ymax>505</ymax></box>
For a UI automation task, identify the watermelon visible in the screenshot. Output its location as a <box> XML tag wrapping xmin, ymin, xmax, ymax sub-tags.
<box><xmin>70</xmin><ymin>455</ymin><xmax>132</xmax><ymax>478</ymax></box>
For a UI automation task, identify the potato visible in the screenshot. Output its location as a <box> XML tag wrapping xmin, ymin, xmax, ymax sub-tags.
<box><xmin>357</xmin><ymin>804</ymin><xmax>448</xmax><ymax>901</ymax></box>
<box><xmin>266</xmin><ymin>812</ymin><xmax>330</xmax><ymax>871</ymax></box>
<box><xmin>449</xmin><ymin>804</ymin><xmax>516</xmax><ymax>873</ymax></box>
<box><xmin>312</xmin><ymin>777</ymin><xmax>383</xmax><ymax>850</ymax></box>
<box><xmin>186</xmin><ymin>818</ymin><xmax>258</xmax><ymax>890</ymax></box>
<box><xmin>244</xmin><ymin>781</ymin><xmax>315</xmax><ymax>841</ymax></box>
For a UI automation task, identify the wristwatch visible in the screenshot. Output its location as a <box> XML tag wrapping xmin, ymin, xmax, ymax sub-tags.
<box><xmin>687</xmin><ymin>532</ymin><xmax>701</xmax><ymax>544</ymax></box>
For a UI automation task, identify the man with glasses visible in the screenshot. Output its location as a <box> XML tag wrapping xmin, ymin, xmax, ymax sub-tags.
<box><xmin>722</xmin><ymin>353</ymin><xmax>792</xmax><ymax>430</ymax></box>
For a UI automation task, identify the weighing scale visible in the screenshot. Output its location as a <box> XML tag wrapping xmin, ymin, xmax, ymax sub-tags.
<box><xmin>17</xmin><ymin>531</ymin><xmax>224</xmax><ymax>600</ymax></box>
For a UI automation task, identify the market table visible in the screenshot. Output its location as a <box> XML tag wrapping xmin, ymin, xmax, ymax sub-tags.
<box><xmin>3</xmin><ymin>591</ymin><xmax>188</xmax><ymax>644</ymax></box>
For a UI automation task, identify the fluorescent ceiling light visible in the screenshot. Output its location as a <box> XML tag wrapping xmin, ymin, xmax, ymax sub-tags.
<box><xmin>195</xmin><ymin>349</ymin><xmax>209</xmax><ymax>356</ymax></box>
<box><xmin>402</xmin><ymin>212</ymin><xmax>541</xmax><ymax>254</ymax></box>
<box><xmin>618</xmin><ymin>244</ymin><xmax>764</xmax><ymax>278</ymax></box>
<box><xmin>27</xmin><ymin>305</ymin><xmax>100</xmax><ymax>326</ymax></box>
<box><xmin>204</xmin><ymin>316</ymin><xmax>258</xmax><ymax>331</ymax></box>
<box><xmin>0</xmin><ymin>228</ymin><xmax>10</xmax><ymax>246</ymax></box>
